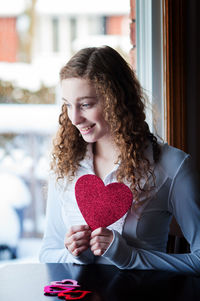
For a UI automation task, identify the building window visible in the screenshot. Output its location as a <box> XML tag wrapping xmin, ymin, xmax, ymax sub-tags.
<box><xmin>52</xmin><ymin>17</ymin><xmax>59</xmax><ymax>52</ymax></box>
<box><xmin>70</xmin><ymin>17</ymin><xmax>77</xmax><ymax>43</ymax></box>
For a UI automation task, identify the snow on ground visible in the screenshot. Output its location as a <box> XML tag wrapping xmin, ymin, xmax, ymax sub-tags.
<box><xmin>0</xmin><ymin>104</ymin><xmax>60</xmax><ymax>134</ymax></box>
<box><xmin>0</xmin><ymin>237</ymin><xmax>42</xmax><ymax>268</ymax></box>
<box><xmin>0</xmin><ymin>61</ymin><xmax>60</xmax><ymax>91</ymax></box>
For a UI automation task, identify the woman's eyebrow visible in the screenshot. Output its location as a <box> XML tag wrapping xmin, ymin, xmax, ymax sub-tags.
<box><xmin>62</xmin><ymin>96</ymin><xmax>96</xmax><ymax>102</ymax></box>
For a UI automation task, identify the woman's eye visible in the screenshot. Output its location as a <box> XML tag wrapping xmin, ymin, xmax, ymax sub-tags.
<box><xmin>81</xmin><ymin>103</ymin><xmax>91</xmax><ymax>109</ymax></box>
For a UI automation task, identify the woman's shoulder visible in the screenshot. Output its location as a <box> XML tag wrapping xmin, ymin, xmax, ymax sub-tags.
<box><xmin>157</xmin><ymin>142</ymin><xmax>190</xmax><ymax>178</ymax></box>
<box><xmin>159</xmin><ymin>142</ymin><xmax>189</xmax><ymax>160</ymax></box>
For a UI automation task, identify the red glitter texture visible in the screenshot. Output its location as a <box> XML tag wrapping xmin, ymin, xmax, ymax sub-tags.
<box><xmin>75</xmin><ymin>174</ymin><xmax>133</xmax><ymax>230</ymax></box>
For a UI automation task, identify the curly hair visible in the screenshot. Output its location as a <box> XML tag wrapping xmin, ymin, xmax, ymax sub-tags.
<box><xmin>51</xmin><ymin>46</ymin><xmax>160</xmax><ymax>205</ymax></box>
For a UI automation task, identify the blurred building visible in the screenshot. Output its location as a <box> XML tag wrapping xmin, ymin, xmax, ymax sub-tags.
<box><xmin>0</xmin><ymin>0</ymin><xmax>25</xmax><ymax>62</ymax></box>
<box><xmin>0</xmin><ymin>0</ymin><xmax>130</xmax><ymax>66</ymax></box>
<box><xmin>0</xmin><ymin>0</ymin><xmax>131</xmax><ymax>99</ymax></box>
<box><xmin>0</xmin><ymin>18</ymin><xmax>18</xmax><ymax>62</ymax></box>
<box><xmin>33</xmin><ymin>0</ymin><xmax>130</xmax><ymax>63</ymax></box>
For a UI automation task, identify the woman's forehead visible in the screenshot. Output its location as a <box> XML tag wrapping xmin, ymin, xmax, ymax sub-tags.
<box><xmin>61</xmin><ymin>78</ymin><xmax>97</xmax><ymax>102</ymax></box>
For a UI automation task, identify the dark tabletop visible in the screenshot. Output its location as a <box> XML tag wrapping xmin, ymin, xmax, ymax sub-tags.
<box><xmin>0</xmin><ymin>263</ymin><xmax>200</xmax><ymax>301</ymax></box>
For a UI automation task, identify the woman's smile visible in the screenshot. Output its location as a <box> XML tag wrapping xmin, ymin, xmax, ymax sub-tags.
<box><xmin>79</xmin><ymin>124</ymin><xmax>96</xmax><ymax>135</ymax></box>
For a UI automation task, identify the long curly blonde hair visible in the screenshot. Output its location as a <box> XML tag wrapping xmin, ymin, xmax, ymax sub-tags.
<box><xmin>51</xmin><ymin>46</ymin><xmax>160</xmax><ymax>204</ymax></box>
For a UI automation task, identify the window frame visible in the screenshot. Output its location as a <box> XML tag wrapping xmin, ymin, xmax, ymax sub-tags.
<box><xmin>136</xmin><ymin>0</ymin><xmax>164</xmax><ymax>139</ymax></box>
<box><xmin>162</xmin><ymin>0</ymin><xmax>187</xmax><ymax>151</ymax></box>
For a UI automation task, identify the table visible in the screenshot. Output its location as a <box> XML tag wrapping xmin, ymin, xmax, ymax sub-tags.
<box><xmin>0</xmin><ymin>263</ymin><xmax>200</xmax><ymax>301</ymax></box>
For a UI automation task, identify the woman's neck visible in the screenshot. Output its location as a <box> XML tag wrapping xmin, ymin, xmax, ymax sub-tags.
<box><xmin>93</xmin><ymin>139</ymin><xmax>120</xmax><ymax>180</ymax></box>
<box><xmin>93</xmin><ymin>138</ymin><xmax>119</xmax><ymax>161</ymax></box>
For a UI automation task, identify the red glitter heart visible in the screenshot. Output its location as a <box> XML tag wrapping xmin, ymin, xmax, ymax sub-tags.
<box><xmin>75</xmin><ymin>174</ymin><xmax>133</xmax><ymax>231</ymax></box>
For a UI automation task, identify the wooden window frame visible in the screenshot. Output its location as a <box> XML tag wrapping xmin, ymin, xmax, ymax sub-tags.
<box><xmin>162</xmin><ymin>0</ymin><xmax>187</xmax><ymax>151</ymax></box>
<box><xmin>163</xmin><ymin>1</ymin><xmax>190</xmax><ymax>248</ymax></box>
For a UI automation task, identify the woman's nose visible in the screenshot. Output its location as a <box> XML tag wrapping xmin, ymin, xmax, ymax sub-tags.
<box><xmin>70</xmin><ymin>109</ymin><xmax>84</xmax><ymax>125</ymax></box>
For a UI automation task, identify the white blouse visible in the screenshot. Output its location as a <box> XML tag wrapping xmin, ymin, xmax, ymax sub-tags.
<box><xmin>39</xmin><ymin>143</ymin><xmax>200</xmax><ymax>275</ymax></box>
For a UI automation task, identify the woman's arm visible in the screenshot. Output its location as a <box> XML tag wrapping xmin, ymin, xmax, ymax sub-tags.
<box><xmin>39</xmin><ymin>175</ymin><xmax>93</xmax><ymax>263</ymax></box>
<box><xmin>102</xmin><ymin>231</ymin><xmax>200</xmax><ymax>274</ymax></box>
<box><xmin>102</xmin><ymin>156</ymin><xmax>200</xmax><ymax>274</ymax></box>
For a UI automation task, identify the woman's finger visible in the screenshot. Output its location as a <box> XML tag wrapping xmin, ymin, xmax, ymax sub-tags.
<box><xmin>90</xmin><ymin>227</ymin><xmax>113</xmax><ymax>256</ymax></box>
<box><xmin>66</xmin><ymin>225</ymin><xmax>90</xmax><ymax>238</ymax></box>
<box><xmin>65</xmin><ymin>229</ymin><xmax>91</xmax><ymax>245</ymax></box>
<box><xmin>66</xmin><ymin>239</ymin><xmax>90</xmax><ymax>256</ymax></box>
<box><xmin>64</xmin><ymin>225</ymin><xmax>91</xmax><ymax>256</ymax></box>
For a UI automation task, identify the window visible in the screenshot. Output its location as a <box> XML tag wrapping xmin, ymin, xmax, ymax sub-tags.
<box><xmin>0</xmin><ymin>1</ymin><xmax>130</xmax><ymax>243</ymax></box>
<box><xmin>136</xmin><ymin>0</ymin><xmax>164</xmax><ymax>140</ymax></box>
<box><xmin>0</xmin><ymin>0</ymin><xmax>167</xmax><ymax>261</ymax></box>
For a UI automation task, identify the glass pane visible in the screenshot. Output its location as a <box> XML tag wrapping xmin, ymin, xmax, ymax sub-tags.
<box><xmin>0</xmin><ymin>0</ymin><xmax>131</xmax><ymax>263</ymax></box>
<box><xmin>135</xmin><ymin>0</ymin><xmax>165</xmax><ymax>140</ymax></box>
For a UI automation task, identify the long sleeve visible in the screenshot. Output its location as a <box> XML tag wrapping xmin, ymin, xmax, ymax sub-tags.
<box><xmin>102</xmin><ymin>155</ymin><xmax>200</xmax><ymax>275</ymax></box>
<box><xmin>39</xmin><ymin>175</ymin><xmax>93</xmax><ymax>264</ymax></box>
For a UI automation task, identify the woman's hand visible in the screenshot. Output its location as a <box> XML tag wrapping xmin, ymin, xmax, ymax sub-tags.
<box><xmin>64</xmin><ymin>225</ymin><xmax>91</xmax><ymax>257</ymax></box>
<box><xmin>90</xmin><ymin>227</ymin><xmax>113</xmax><ymax>256</ymax></box>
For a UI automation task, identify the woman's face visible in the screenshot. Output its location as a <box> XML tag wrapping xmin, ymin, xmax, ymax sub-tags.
<box><xmin>61</xmin><ymin>77</ymin><xmax>111</xmax><ymax>144</ymax></box>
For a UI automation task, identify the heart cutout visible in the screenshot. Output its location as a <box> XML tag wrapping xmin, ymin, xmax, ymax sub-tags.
<box><xmin>75</xmin><ymin>174</ymin><xmax>133</xmax><ymax>231</ymax></box>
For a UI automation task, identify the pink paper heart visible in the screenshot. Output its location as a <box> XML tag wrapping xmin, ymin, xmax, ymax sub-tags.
<box><xmin>75</xmin><ymin>174</ymin><xmax>133</xmax><ymax>230</ymax></box>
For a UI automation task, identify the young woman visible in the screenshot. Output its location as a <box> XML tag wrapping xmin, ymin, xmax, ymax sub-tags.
<box><xmin>39</xmin><ymin>46</ymin><xmax>200</xmax><ymax>274</ymax></box>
